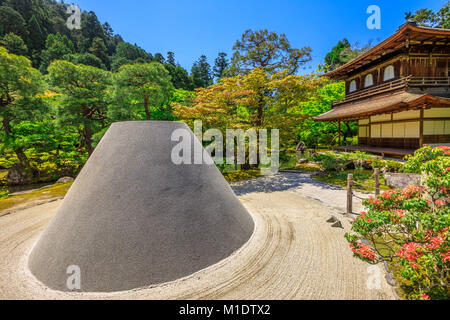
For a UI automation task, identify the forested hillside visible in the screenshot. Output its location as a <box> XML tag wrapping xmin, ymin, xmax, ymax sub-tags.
<box><xmin>0</xmin><ymin>0</ymin><xmax>222</xmax><ymax>90</ymax></box>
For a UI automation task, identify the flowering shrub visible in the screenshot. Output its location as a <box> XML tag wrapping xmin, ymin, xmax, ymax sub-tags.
<box><xmin>345</xmin><ymin>146</ymin><xmax>450</xmax><ymax>300</ymax></box>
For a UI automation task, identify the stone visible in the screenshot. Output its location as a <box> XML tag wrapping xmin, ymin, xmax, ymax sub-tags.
<box><xmin>385</xmin><ymin>273</ymin><xmax>396</xmax><ymax>286</ymax></box>
<box><xmin>56</xmin><ymin>176</ymin><xmax>74</xmax><ymax>184</ymax></box>
<box><xmin>331</xmin><ymin>221</ymin><xmax>344</xmax><ymax>229</ymax></box>
<box><xmin>6</xmin><ymin>164</ymin><xmax>31</xmax><ymax>185</ymax></box>
<box><xmin>384</xmin><ymin>173</ymin><xmax>421</xmax><ymax>189</ymax></box>
<box><xmin>327</xmin><ymin>216</ymin><xmax>338</xmax><ymax>223</ymax></box>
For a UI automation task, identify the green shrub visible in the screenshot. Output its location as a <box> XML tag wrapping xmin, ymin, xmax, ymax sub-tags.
<box><xmin>345</xmin><ymin>145</ymin><xmax>450</xmax><ymax>300</ymax></box>
<box><xmin>371</xmin><ymin>158</ymin><xmax>404</xmax><ymax>173</ymax></box>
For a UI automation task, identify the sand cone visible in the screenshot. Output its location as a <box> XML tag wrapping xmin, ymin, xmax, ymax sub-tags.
<box><xmin>28</xmin><ymin>121</ymin><xmax>254</xmax><ymax>292</ymax></box>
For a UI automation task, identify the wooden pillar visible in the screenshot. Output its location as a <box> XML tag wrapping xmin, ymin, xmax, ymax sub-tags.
<box><xmin>419</xmin><ymin>108</ymin><xmax>424</xmax><ymax>147</ymax></box>
<box><xmin>338</xmin><ymin>121</ymin><xmax>341</xmax><ymax>146</ymax></box>
<box><xmin>347</xmin><ymin>174</ymin><xmax>353</xmax><ymax>215</ymax></box>
<box><xmin>374</xmin><ymin>168</ymin><xmax>380</xmax><ymax>197</ymax></box>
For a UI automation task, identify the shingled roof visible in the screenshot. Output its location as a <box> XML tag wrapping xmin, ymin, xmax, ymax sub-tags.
<box><xmin>325</xmin><ymin>23</ymin><xmax>450</xmax><ymax>80</ymax></box>
<box><xmin>313</xmin><ymin>91</ymin><xmax>450</xmax><ymax>121</ymax></box>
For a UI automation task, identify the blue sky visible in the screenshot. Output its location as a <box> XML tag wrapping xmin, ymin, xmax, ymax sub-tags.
<box><xmin>69</xmin><ymin>0</ymin><xmax>446</xmax><ymax>73</ymax></box>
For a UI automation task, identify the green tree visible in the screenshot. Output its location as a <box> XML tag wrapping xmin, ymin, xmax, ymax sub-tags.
<box><xmin>0</xmin><ymin>46</ymin><xmax>46</xmax><ymax>173</ymax></box>
<box><xmin>111</xmin><ymin>41</ymin><xmax>152</xmax><ymax>71</ymax></box>
<box><xmin>406</xmin><ymin>2</ymin><xmax>450</xmax><ymax>28</ymax></box>
<box><xmin>167</xmin><ymin>51</ymin><xmax>175</xmax><ymax>65</ymax></box>
<box><xmin>62</xmin><ymin>52</ymin><xmax>106</xmax><ymax>69</ymax></box>
<box><xmin>112</xmin><ymin>62</ymin><xmax>174</xmax><ymax>121</ymax></box>
<box><xmin>27</xmin><ymin>14</ymin><xmax>46</xmax><ymax>53</ymax></box>
<box><xmin>48</xmin><ymin>60</ymin><xmax>111</xmax><ymax>155</ymax></box>
<box><xmin>299</xmin><ymin>81</ymin><xmax>349</xmax><ymax>147</ymax></box>
<box><xmin>213</xmin><ymin>52</ymin><xmax>228</xmax><ymax>80</ymax></box>
<box><xmin>325</xmin><ymin>39</ymin><xmax>374</xmax><ymax>71</ymax></box>
<box><xmin>81</xmin><ymin>11</ymin><xmax>105</xmax><ymax>44</ymax></box>
<box><xmin>39</xmin><ymin>33</ymin><xmax>75</xmax><ymax>72</ymax></box>
<box><xmin>0</xmin><ymin>5</ymin><xmax>27</xmax><ymax>38</ymax></box>
<box><xmin>88</xmin><ymin>37</ymin><xmax>109</xmax><ymax>68</ymax></box>
<box><xmin>324</xmin><ymin>39</ymin><xmax>351</xmax><ymax>71</ymax></box>
<box><xmin>0</xmin><ymin>6</ymin><xmax>28</xmax><ymax>37</ymax></box>
<box><xmin>228</xmin><ymin>29</ymin><xmax>312</xmax><ymax>75</ymax></box>
<box><xmin>165</xmin><ymin>63</ymin><xmax>194</xmax><ymax>90</ymax></box>
<box><xmin>153</xmin><ymin>52</ymin><xmax>165</xmax><ymax>64</ymax></box>
<box><xmin>191</xmin><ymin>55</ymin><xmax>212</xmax><ymax>88</ymax></box>
<box><xmin>102</xmin><ymin>22</ymin><xmax>114</xmax><ymax>37</ymax></box>
<box><xmin>0</xmin><ymin>32</ymin><xmax>27</xmax><ymax>56</ymax></box>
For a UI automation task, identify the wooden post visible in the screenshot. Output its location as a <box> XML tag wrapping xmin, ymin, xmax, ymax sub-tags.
<box><xmin>338</xmin><ymin>121</ymin><xmax>341</xmax><ymax>146</ymax></box>
<box><xmin>347</xmin><ymin>174</ymin><xmax>353</xmax><ymax>215</ymax></box>
<box><xmin>374</xmin><ymin>168</ymin><xmax>380</xmax><ymax>197</ymax></box>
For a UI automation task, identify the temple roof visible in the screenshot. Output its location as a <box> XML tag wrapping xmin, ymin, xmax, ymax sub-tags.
<box><xmin>313</xmin><ymin>91</ymin><xmax>450</xmax><ymax>121</ymax></box>
<box><xmin>325</xmin><ymin>23</ymin><xmax>450</xmax><ymax>80</ymax></box>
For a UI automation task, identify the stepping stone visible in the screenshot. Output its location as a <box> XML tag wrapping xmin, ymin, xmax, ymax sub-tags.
<box><xmin>331</xmin><ymin>221</ymin><xmax>344</xmax><ymax>229</ymax></box>
<box><xmin>386</xmin><ymin>273</ymin><xmax>396</xmax><ymax>286</ymax></box>
<box><xmin>327</xmin><ymin>216</ymin><xmax>338</xmax><ymax>223</ymax></box>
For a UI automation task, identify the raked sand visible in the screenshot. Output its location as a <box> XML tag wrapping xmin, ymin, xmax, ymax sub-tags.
<box><xmin>0</xmin><ymin>173</ymin><xmax>396</xmax><ymax>300</ymax></box>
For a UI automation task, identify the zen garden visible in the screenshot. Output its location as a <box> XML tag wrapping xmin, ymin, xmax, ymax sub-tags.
<box><xmin>0</xmin><ymin>0</ymin><xmax>449</xmax><ymax>302</ymax></box>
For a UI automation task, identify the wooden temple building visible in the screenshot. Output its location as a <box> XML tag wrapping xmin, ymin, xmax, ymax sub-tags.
<box><xmin>314</xmin><ymin>23</ymin><xmax>450</xmax><ymax>157</ymax></box>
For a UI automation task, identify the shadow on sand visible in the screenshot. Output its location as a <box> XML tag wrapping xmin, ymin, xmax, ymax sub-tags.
<box><xmin>230</xmin><ymin>172</ymin><xmax>342</xmax><ymax>196</ymax></box>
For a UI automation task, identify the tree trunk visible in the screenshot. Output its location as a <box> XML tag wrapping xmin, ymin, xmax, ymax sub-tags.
<box><xmin>84</xmin><ymin>125</ymin><xmax>94</xmax><ymax>156</ymax></box>
<box><xmin>2</xmin><ymin>117</ymin><xmax>37</xmax><ymax>176</ymax></box>
<box><xmin>3</xmin><ymin>118</ymin><xmax>38</xmax><ymax>175</ymax></box>
<box><xmin>144</xmin><ymin>97</ymin><xmax>151</xmax><ymax>120</ymax></box>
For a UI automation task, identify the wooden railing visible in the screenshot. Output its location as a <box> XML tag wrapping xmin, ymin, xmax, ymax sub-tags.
<box><xmin>408</xmin><ymin>77</ymin><xmax>450</xmax><ymax>86</ymax></box>
<box><xmin>332</xmin><ymin>76</ymin><xmax>450</xmax><ymax>107</ymax></box>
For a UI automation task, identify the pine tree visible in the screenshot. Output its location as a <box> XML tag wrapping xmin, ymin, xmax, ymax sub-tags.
<box><xmin>191</xmin><ymin>55</ymin><xmax>212</xmax><ymax>88</ymax></box>
<box><xmin>27</xmin><ymin>14</ymin><xmax>45</xmax><ymax>52</ymax></box>
<box><xmin>167</xmin><ymin>51</ymin><xmax>175</xmax><ymax>65</ymax></box>
<box><xmin>0</xmin><ymin>32</ymin><xmax>27</xmax><ymax>56</ymax></box>
<box><xmin>213</xmin><ymin>52</ymin><xmax>228</xmax><ymax>80</ymax></box>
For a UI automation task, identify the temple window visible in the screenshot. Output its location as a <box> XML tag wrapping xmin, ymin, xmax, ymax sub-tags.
<box><xmin>383</xmin><ymin>65</ymin><xmax>395</xmax><ymax>81</ymax></box>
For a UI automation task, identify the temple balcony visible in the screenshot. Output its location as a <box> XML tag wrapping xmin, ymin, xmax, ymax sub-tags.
<box><xmin>332</xmin><ymin>76</ymin><xmax>450</xmax><ymax>108</ymax></box>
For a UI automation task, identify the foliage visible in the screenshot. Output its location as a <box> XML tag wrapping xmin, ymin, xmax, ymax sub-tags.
<box><xmin>371</xmin><ymin>158</ymin><xmax>404</xmax><ymax>173</ymax></box>
<box><xmin>62</xmin><ymin>52</ymin><xmax>106</xmax><ymax>69</ymax></box>
<box><xmin>173</xmin><ymin>67</ymin><xmax>327</xmax><ymax>150</ymax></box>
<box><xmin>228</xmin><ymin>29</ymin><xmax>312</xmax><ymax>75</ymax></box>
<box><xmin>163</xmin><ymin>53</ymin><xmax>194</xmax><ymax>90</ymax></box>
<box><xmin>191</xmin><ymin>55</ymin><xmax>212</xmax><ymax>88</ymax></box>
<box><xmin>406</xmin><ymin>2</ymin><xmax>450</xmax><ymax>29</ymax></box>
<box><xmin>0</xmin><ymin>46</ymin><xmax>46</xmax><ymax>172</ymax></box>
<box><xmin>39</xmin><ymin>33</ymin><xmax>75</xmax><ymax>72</ymax></box>
<box><xmin>310</xmin><ymin>151</ymin><xmax>351</xmax><ymax>171</ymax></box>
<box><xmin>0</xmin><ymin>32</ymin><xmax>27</xmax><ymax>56</ymax></box>
<box><xmin>403</xmin><ymin>146</ymin><xmax>448</xmax><ymax>174</ymax></box>
<box><xmin>345</xmin><ymin>146</ymin><xmax>450</xmax><ymax>300</ymax></box>
<box><xmin>112</xmin><ymin>62</ymin><xmax>174</xmax><ymax>121</ymax></box>
<box><xmin>47</xmin><ymin>60</ymin><xmax>111</xmax><ymax>155</ymax></box>
<box><xmin>111</xmin><ymin>41</ymin><xmax>152</xmax><ymax>71</ymax></box>
<box><xmin>298</xmin><ymin>81</ymin><xmax>352</xmax><ymax>147</ymax></box>
<box><xmin>213</xmin><ymin>52</ymin><xmax>228</xmax><ymax>80</ymax></box>
<box><xmin>310</xmin><ymin>151</ymin><xmax>379</xmax><ymax>172</ymax></box>
<box><xmin>324</xmin><ymin>39</ymin><xmax>375</xmax><ymax>71</ymax></box>
<box><xmin>0</xmin><ymin>5</ymin><xmax>27</xmax><ymax>38</ymax></box>
<box><xmin>314</xmin><ymin>170</ymin><xmax>389</xmax><ymax>192</ymax></box>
